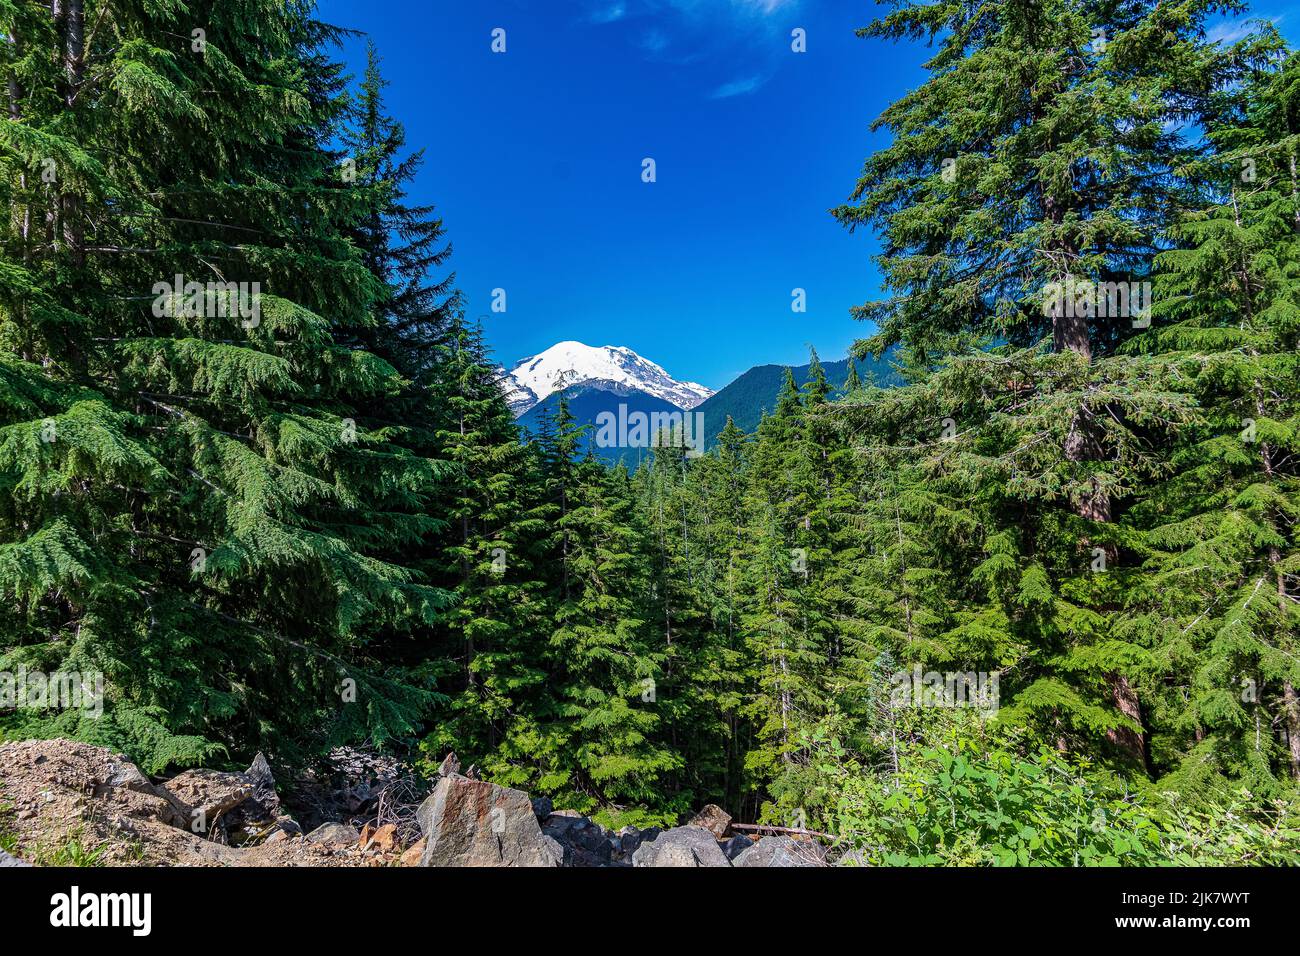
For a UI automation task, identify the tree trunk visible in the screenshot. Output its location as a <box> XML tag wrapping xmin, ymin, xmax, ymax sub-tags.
<box><xmin>1052</xmin><ymin>305</ymin><xmax>1092</xmax><ymax>362</ymax></box>
<box><xmin>1283</xmin><ymin>680</ymin><xmax>1300</xmax><ymax>781</ymax></box>
<box><xmin>1048</xmin><ymin>229</ymin><xmax>1141</xmax><ymax>763</ymax></box>
<box><xmin>1104</xmin><ymin>673</ymin><xmax>1147</xmax><ymax>768</ymax></box>
<box><xmin>1258</xmin><ymin>411</ymin><xmax>1297</xmax><ymax>779</ymax></box>
<box><xmin>63</xmin><ymin>0</ymin><xmax>85</xmax><ymax>99</ymax></box>
<box><xmin>54</xmin><ymin>0</ymin><xmax>85</xmax><ymax>265</ymax></box>
<box><xmin>6</xmin><ymin>29</ymin><xmax>20</xmax><ymax>121</ymax></box>
<box><xmin>1063</xmin><ymin>405</ymin><xmax>1112</xmax><ymax>525</ymax></box>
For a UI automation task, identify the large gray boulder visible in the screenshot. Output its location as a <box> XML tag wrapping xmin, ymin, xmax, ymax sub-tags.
<box><xmin>305</xmin><ymin>822</ymin><xmax>360</xmax><ymax>846</ymax></box>
<box><xmin>720</xmin><ymin>834</ymin><xmax>755</xmax><ymax>861</ymax></box>
<box><xmin>0</xmin><ymin>849</ymin><xmax>31</xmax><ymax>867</ymax></box>
<box><xmin>631</xmin><ymin>826</ymin><xmax>731</xmax><ymax>867</ymax></box>
<box><xmin>416</xmin><ymin>773</ymin><xmax>558</xmax><ymax>867</ymax></box>
<box><xmin>542</xmin><ymin>812</ymin><xmax>613</xmax><ymax>867</ymax></box>
<box><xmin>732</xmin><ymin>835</ymin><xmax>826</xmax><ymax>867</ymax></box>
<box><xmin>243</xmin><ymin>753</ymin><xmax>279</xmax><ymax>814</ymax></box>
<box><xmin>161</xmin><ymin>752</ymin><xmax>281</xmax><ymax>836</ymax></box>
<box><xmin>161</xmin><ymin>769</ymin><xmax>252</xmax><ymax>832</ymax></box>
<box><xmin>611</xmin><ymin>825</ymin><xmax>659</xmax><ymax>864</ymax></box>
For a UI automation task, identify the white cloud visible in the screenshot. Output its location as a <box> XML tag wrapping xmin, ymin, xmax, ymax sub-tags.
<box><xmin>589</xmin><ymin>2</ymin><xmax>628</xmax><ymax>24</ymax></box>
<box><xmin>711</xmin><ymin>75</ymin><xmax>765</xmax><ymax>98</ymax></box>
<box><xmin>594</xmin><ymin>0</ymin><xmax>801</xmax><ymax>28</ymax></box>
<box><xmin>1206</xmin><ymin>14</ymin><xmax>1284</xmax><ymax>46</ymax></box>
<box><xmin>585</xmin><ymin>0</ymin><xmax>800</xmax><ymax>96</ymax></box>
<box><xmin>732</xmin><ymin>0</ymin><xmax>796</xmax><ymax>15</ymax></box>
<box><xmin>639</xmin><ymin>28</ymin><xmax>670</xmax><ymax>54</ymax></box>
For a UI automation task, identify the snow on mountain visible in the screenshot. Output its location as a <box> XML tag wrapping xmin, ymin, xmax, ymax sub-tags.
<box><xmin>501</xmin><ymin>341</ymin><xmax>713</xmax><ymax>416</ymax></box>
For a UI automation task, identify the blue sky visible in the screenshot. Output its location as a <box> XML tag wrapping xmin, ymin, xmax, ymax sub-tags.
<box><xmin>320</xmin><ymin>0</ymin><xmax>1294</xmax><ymax>390</ymax></box>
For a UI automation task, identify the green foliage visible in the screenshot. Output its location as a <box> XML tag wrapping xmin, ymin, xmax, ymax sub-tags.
<box><xmin>0</xmin><ymin>0</ymin><xmax>454</xmax><ymax>770</ymax></box>
<box><xmin>818</xmin><ymin>712</ymin><xmax>1300</xmax><ymax>866</ymax></box>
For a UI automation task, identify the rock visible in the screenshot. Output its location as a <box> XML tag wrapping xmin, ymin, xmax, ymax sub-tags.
<box><xmin>162</xmin><ymin>769</ymin><xmax>253</xmax><ymax>832</ymax></box>
<box><xmin>363</xmin><ymin>823</ymin><xmax>399</xmax><ymax>853</ymax></box>
<box><xmin>540</xmin><ymin>811</ymin><xmax>583</xmax><ymax>830</ymax></box>
<box><xmin>436</xmin><ymin>753</ymin><xmax>460</xmax><ymax>777</ymax></box>
<box><xmin>618</xmin><ymin>827</ymin><xmax>644</xmax><ymax>855</ymax></box>
<box><xmin>631</xmin><ymin>826</ymin><xmax>731</xmax><ymax>867</ymax></box>
<box><xmin>416</xmin><ymin>773</ymin><xmax>558</xmax><ymax>867</ymax></box>
<box><xmin>101</xmin><ymin>761</ymin><xmax>155</xmax><ymax>793</ymax></box>
<box><xmin>612</xmin><ymin>825</ymin><xmax>659</xmax><ymax>862</ymax></box>
<box><xmin>400</xmin><ymin>838</ymin><xmax>427</xmax><ymax>867</ymax></box>
<box><xmin>530</xmin><ymin>796</ymin><xmax>553</xmax><ymax>820</ymax></box>
<box><xmin>542</xmin><ymin>813</ymin><xmax>613</xmax><ymax>867</ymax></box>
<box><xmin>720</xmin><ymin>834</ymin><xmax>755</xmax><ymax>861</ymax></box>
<box><xmin>96</xmin><ymin>756</ymin><xmax>190</xmax><ymax>826</ymax></box>
<box><xmin>159</xmin><ymin>753</ymin><xmax>283</xmax><ymax>839</ymax></box>
<box><xmin>687</xmin><ymin>803</ymin><xmax>733</xmax><ymax>839</ymax></box>
<box><xmin>243</xmin><ymin>753</ymin><xmax>280</xmax><ymax>816</ymax></box>
<box><xmin>541</xmin><ymin>834</ymin><xmax>564</xmax><ymax>867</ymax></box>
<box><xmin>0</xmin><ymin>849</ymin><xmax>31</xmax><ymax>867</ymax></box>
<box><xmin>273</xmin><ymin>815</ymin><xmax>302</xmax><ymax>837</ymax></box>
<box><xmin>305</xmin><ymin>822</ymin><xmax>360</xmax><ymax>846</ymax></box>
<box><xmin>732</xmin><ymin>835</ymin><xmax>826</xmax><ymax>867</ymax></box>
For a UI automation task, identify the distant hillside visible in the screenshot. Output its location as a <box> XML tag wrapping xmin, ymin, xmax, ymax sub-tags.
<box><xmin>513</xmin><ymin>352</ymin><xmax>905</xmax><ymax>461</ymax></box>
<box><xmin>516</xmin><ymin>380</ymin><xmax>686</xmax><ymax>467</ymax></box>
<box><xmin>694</xmin><ymin>351</ymin><xmax>902</xmax><ymax>445</ymax></box>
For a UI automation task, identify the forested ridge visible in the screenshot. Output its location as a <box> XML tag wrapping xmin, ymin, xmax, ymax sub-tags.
<box><xmin>2</xmin><ymin>0</ymin><xmax>1299</xmax><ymax>865</ymax></box>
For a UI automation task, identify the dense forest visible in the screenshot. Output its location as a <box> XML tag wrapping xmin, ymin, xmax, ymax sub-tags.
<box><xmin>2</xmin><ymin>0</ymin><xmax>1298</xmax><ymax>865</ymax></box>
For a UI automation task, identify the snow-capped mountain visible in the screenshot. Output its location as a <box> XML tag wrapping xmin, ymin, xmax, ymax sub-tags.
<box><xmin>502</xmin><ymin>341</ymin><xmax>713</xmax><ymax>416</ymax></box>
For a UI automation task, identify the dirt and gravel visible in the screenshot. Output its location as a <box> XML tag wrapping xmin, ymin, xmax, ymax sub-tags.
<box><xmin>0</xmin><ymin>739</ymin><xmax>407</xmax><ymax>867</ymax></box>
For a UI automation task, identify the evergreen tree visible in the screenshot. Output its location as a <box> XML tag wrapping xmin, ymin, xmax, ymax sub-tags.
<box><xmin>685</xmin><ymin>415</ymin><xmax>757</xmax><ymax>815</ymax></box>
<box><xmin>1130</xmin><ymin>43</ymin><xmax>1300</xmax><ymax>791</ymax></box>
<box><xmin>830</xmin><ymin>0</ymin><xmax>1242</xmax><ymax>768</ymax></box>
<box><xmin>545</xmin><ymin>453</ymin><xmax>677</xmax><ymax>825</ymax></box>
<box><xmin>443</xmin><ymin>391</ymin><xmax>680</xmax><ymax>823</ymax></box>
<box><xmin>737</xmin><ymin>367</ymin><xmax>834</xmax><ymax>819</ymax></box>
<box><xmin>421</xmin><ymin>318</ymin><xmax>551</xmax><ymax>773</ymax></box>
<box><xmin>341</xmin><ymin>40</ymin><xmax>458</xmax><ymax>384</ymax></box>
<box><xmin>635</xmin><ymin>432</ymin><xmax>726</xmax><ymax>813</ymax></box>
<box><xmin>0</xmin><ymin>0</ymin><xmax>445</xmax><ymax>768</ymax></box>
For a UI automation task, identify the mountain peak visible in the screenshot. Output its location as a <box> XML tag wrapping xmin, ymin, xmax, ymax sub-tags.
<box><xmin>502</xmin><ymin>341</ymin><xmax>713</xmax><ymax>416</ymax></box>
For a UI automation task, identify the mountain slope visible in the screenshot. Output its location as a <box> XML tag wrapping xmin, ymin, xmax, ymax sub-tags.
<box><xmin>516</xmin><ymin>381</ymin><xmax>686</xmax><ymax>467</ymax></box>
<box><xmin>694</xmin><ymin>352</ymin><xmax>902</xmax><ymax>444</ymax></box>
<box><xmin>503</xmin><ymin>341</ymin><xmax>712</xmax><ymax>416</ymax></box>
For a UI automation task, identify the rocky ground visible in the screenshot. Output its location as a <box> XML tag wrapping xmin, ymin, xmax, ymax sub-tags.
<box><xmin>0</xmin><ymin>738</ymin><xmax>831</xmax><ymax>867</ymax></box>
